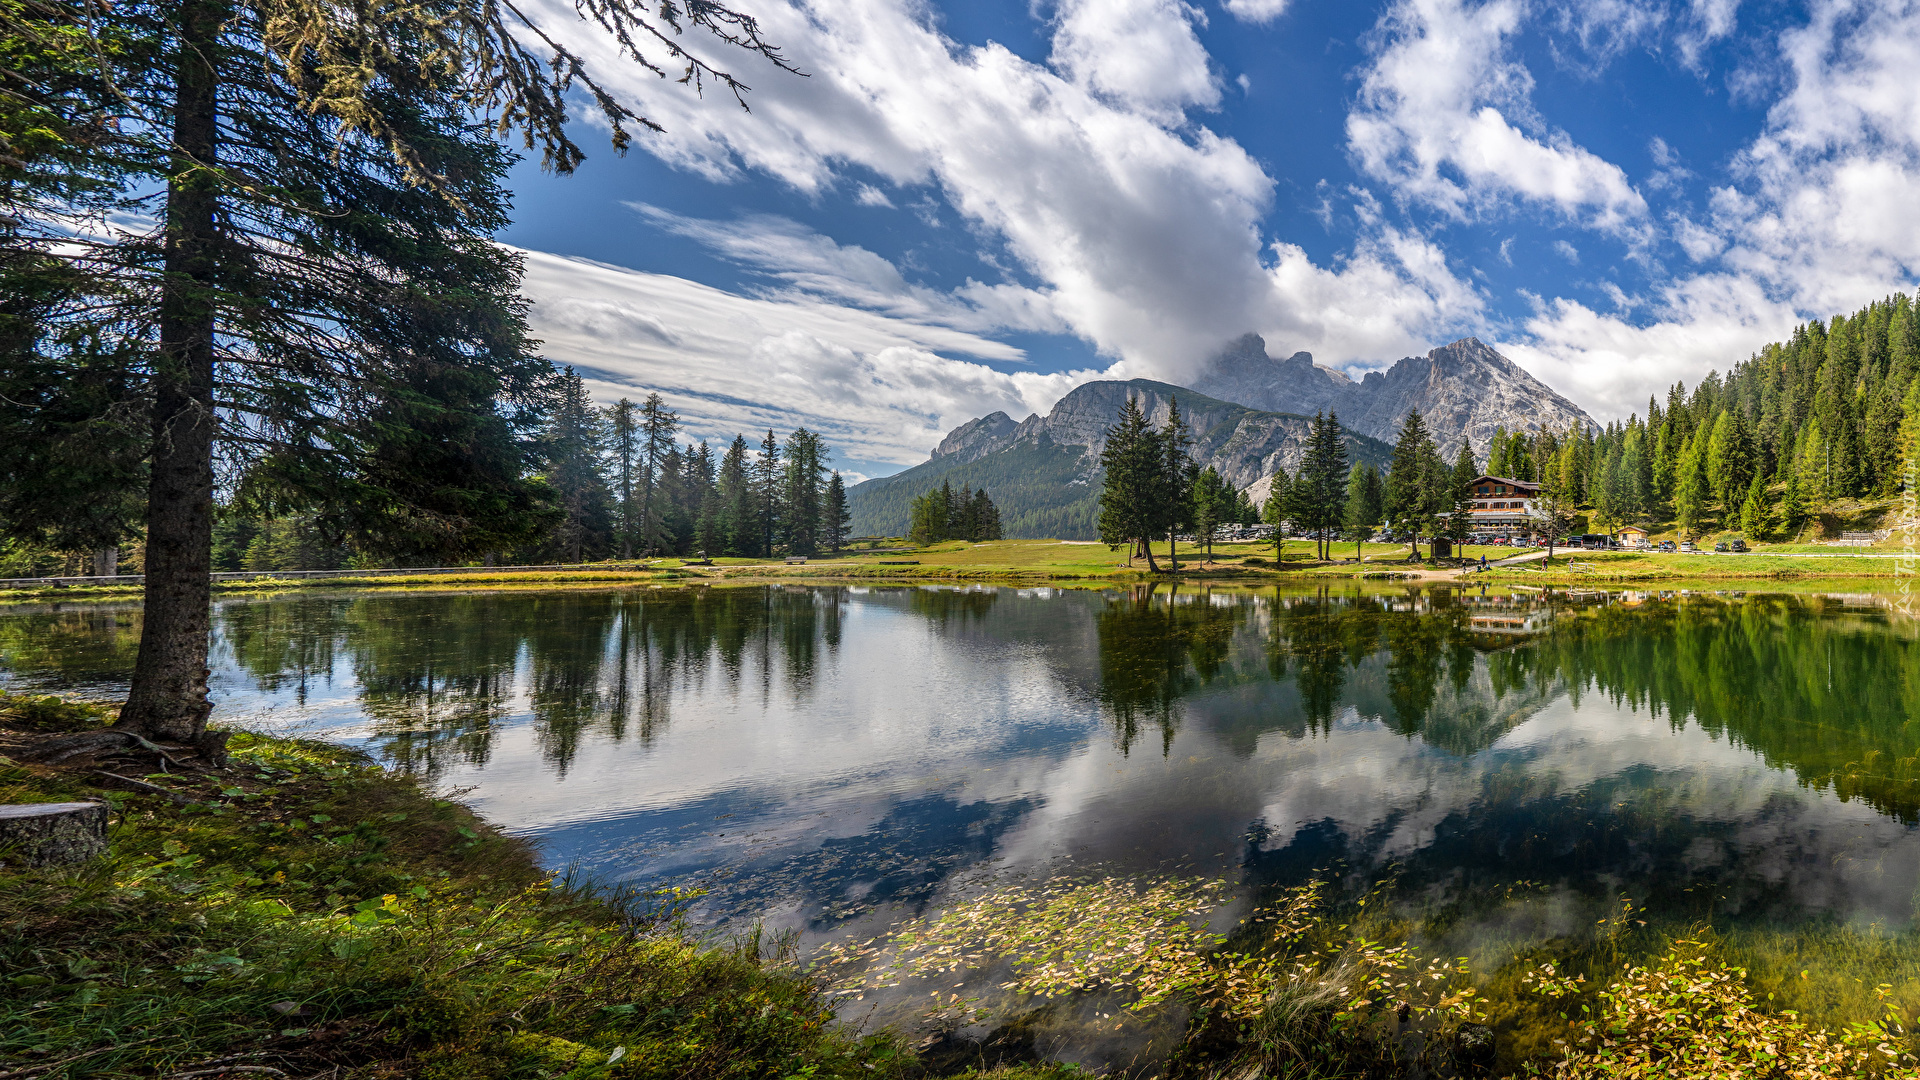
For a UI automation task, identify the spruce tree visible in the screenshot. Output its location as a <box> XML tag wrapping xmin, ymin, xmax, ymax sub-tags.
<box><xmin>542</xmin><ymin>369</ymin><xmax>613</xmax><ymax>564</ymax></box>
<box><xmin>635</xmin><ymin>393</ymin><xmax>678</xmax><ymax>555</ymax></box>
<box><xmin>1782</xmin><ymin>469</ymin><xmax>1808</xmax><ymax>538</ymax></box>
<box><xmin>1261</xmin><ymin>467</ymin><xmax>1292</xmax><ymax>564</ymax></box>
<box><xmin>753</xmin><ymin>429</ymin><xmax>782</xmax><ymax>557</ymax></box>
<box><xmin>1161</xmin><ymin>398</ymin><xmax>1196</xmax><ymax>570</ymax></box>
<box><xmin>1675</xmin><ymin>427</ymin><xmax>1712</xmax><ymax>538</ymax></box>
<box><xmin>824</xmin><ymin>472</ymin><xmax>851</xmax><ymax>553</ymax></box>
<box><xmin>1097</xmin><ymin>397</ymin><xmax>1163</xmax><ymax>571</ymax></box>
<box><xmin>1487</xmin><ymin>427</ymin><xmax>1509</xmax><ymax>478</ymax></box>
<box><xmin>656</xmin><ymin>445</ymin><xmax>691</xmax><ymax>553</ymax></box>
<box><xmin>1386</xmin><ymin>411</ymin><xmax>1438</xmax><ymax>559</ymax></box>
<box><xmin>1190</xmin><ymin>466</ymin><xmax>1234</xmax><ymax>560</ymax></box>
<box><xmin>781</xmin><ymin>428</ymin><xmax>826</xmax><ymax>555</ymax></box>
<box><xmin>1739</xmin><ymin>470</ymin><xmax>1768</xmax><ymax>539</ymax></box>
<box><xmin>1319</xmin><ymin>414</ymin><xmax>1352</xmax><ymax>559</ymax></box>
<box><xmin>1288</xmin><ymin>412</ymin><xmax>1347</xmax><ymax>560</ymax></box>
<box><xmin>717</xmin><ymin>436</ymin><xmax>752</xmax><ymax>556</ymax></box>
<box><xmin>1447</xmin><ymin>439</ymin><xmax>1478</xmax><ymax>545</ymax></box>
<box><xmin>606</xmin><ymin>399</ymin><xmax>638</xmax><ymax>556</ymax></box>
<box><xmin>957</xmin><ymin>488</ymin><xmax>976</xmax><ymax>541</ymax></box>
<box><xmin>1344</xmin><ymin>463</ymin><xmax>1384</xmax><ymax>560</ymax></box>
<box><xmin>1706</xmin><ymin>408</ymin><xmax>1755</xmax><ymax>509</ymax></box>
<box><xmin>975</xmin><ymin>489</ymin><xmax>1003</xmax><ymax>540</ymax></box>
<box><xmin>692</xmin><ymin>442</ymin><xmax>722</xmax><ymax>558</ymax></box>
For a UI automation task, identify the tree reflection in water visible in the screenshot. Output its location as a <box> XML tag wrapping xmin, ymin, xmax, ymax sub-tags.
<box><xmin>7</xmin><ymin>586</ymin><xmax>1920</xmax><ymax>821</ymax></box>
<box><xmin>217</xmin><ymin>587</ymin><xmax>857</xmax><ymax>776</ymax></box>
<box><xmin>1093</xmin><ymin>583</ymin><xmax>1253</xmax><ymax>755</ymax></box>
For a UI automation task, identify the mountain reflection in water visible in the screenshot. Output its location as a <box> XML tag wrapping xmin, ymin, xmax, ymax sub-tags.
<box><xmin>4</xmin><ymin>584</ymin><xmax>1920</xmax><ymax>943</ymax></box>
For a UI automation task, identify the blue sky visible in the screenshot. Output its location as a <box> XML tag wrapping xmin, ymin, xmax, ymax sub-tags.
<box><xmin>499</xmin><ymin>0</ymin><xmax>1920</xmax><ymax>482</ymax></box>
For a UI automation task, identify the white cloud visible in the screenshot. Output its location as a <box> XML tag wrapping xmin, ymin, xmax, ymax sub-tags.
<box><xmin>522</xmin><ymin>0</ymin><xmax>1482</xmax><ymax>387</ymax></box>
<box><xmin>517</xmin><ymin>249</ymin><xmax>1099</xmax><ymax>466</ymax></box>
<box><xmin>1552</xmin><ymin>239</ymin><xmax>1580</xmax><ymax>263</ymax></box>
<box><xmin>1348</xmin><ymin>0</ymin><xmax>1650</xmax><ymax>234</ymax></box>
<box><xmin>1671</xmin><ymin>215</ymin><xmax>1725</xmax><ymax>261</ymax></box>
<box><xmin>1508</xmin><ymin>0</ymin><xmax>1920</xmax><ymax>420</ymax></box>
<box><xmin>1677</xmin><ymin>0</ymin><xmax>1741</xmax><ymax>69</ymax></box>
<box><xmin>626</xmin><ymin>203</ymin><xmax>1068</xmax><ymax>335</ymax></box>
<box><xmin>854</xmin><ymin>183</ymin><xmax>895</xmax><ymax>207</ymax></box>
<box><xmin>1710</xmin><ymin>0</ymin><xmax>1920</xmax><ymax>313</ymax></box>
<box><xmin>1048</xmin><ymin>0</ymin><xmax>1220</xmax><ymax>122</ymax></box>
<box><xmin>1221</xmin><ymin>0</ymin><xmax>1291</xmax><ymax>25</ymax></box>
<box><xmin>1547</xmin><ymin>0</ymin><xmax>1667</xmax><ymax>74</ymax></box>
<box><xmin>1501</xmin><ymin>273</ymin><xmax>1797</xmax><ymax>419</ymax></box>
<box><xmin>509</xmin><ymin>0</ymin><xmax>1920</xmax><ymax>442</ymax></box>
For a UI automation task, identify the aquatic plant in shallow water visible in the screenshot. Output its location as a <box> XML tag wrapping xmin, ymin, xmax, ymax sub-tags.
<box><xmin>1529</xmin><ymin>939</ymin><xmax>1920</xmax><ymax>1079</ymax></box>
<box><xmin>814</xmin><ymin>872</ymin><xmax>1487</xmax><ymax>1071</ymax></box>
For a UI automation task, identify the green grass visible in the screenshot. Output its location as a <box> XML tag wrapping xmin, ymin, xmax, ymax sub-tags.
<box><xmin>1479</xmin><ymin>549</ymin><xmax>1907</xmax><ymax>583</ymax></box>
<box><xmin>8</xmin><ymin>532</ymin><xmax>1908</xmax><ymax>604</ymax></box>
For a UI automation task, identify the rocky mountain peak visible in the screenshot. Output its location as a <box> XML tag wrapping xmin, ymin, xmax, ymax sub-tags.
<box><xmin>930</xmin><ymin>411</ymin><xmax>1019</xmax><ymax>464</ymax></box>
<box><xmin>1193</xmin><ymin>332</ymin><xmax>1594</xmax><ymax>457</ymax></box>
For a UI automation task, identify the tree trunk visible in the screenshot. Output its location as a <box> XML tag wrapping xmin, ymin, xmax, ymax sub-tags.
<box><xmin>117</xmin><ymin>2</ymin><xmax>222</xmax><ymax>743</ymax></box>
<box><xmin>1167</xmin><ymin>531</ymin><xmax>1178</xmax><ymax>572</ymax></box>
<box><xmin>0</xmin><ymin>802</ymin><xmax>108</xmax><ymax>867</ymax></box>
<box><xmin>1141</xmin><ymin>535</ymin><xmax>1160</xmax><ymax>573</ymax></box>
<box><xmin>92</xmin><ymin>547</ymin><xmax>118</xmax><ymax>577</ymax></box>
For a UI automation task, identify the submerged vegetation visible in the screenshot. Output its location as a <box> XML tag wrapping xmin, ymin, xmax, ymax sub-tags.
<box><xmin>810</xmin><ymin>864</ymin><xmax>1920</xmax><ymax>1079</ymax></box>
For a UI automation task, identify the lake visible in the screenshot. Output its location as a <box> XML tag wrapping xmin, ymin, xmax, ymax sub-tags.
<box><xmin>6</xmin><ymin>582</ymin><xmax>1920</xmax><ymax>1065</ymax></box>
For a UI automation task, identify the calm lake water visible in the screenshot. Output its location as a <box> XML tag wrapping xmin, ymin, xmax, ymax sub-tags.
<box><xmin>6</xmin><ymin>582</ymin><xmax>1920</xmax><ymax>1058</ymax></box>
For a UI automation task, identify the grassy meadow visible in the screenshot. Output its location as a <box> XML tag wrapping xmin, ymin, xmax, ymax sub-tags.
<box><xmin>1</xmin><ymin>534</ymin><xmax>1909</xmax><ymax>605</ymax></box>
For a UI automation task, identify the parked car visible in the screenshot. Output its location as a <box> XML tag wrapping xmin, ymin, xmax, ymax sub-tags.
<box><xmin>1658</xmin><ymin>540</ymin><xmax>1676</xmax><ymax>552</ymax></box>
<box><xmin>1729</xmin><ymin>537</ymin><xmax>1748</xmax><ymax>552</ymax></box>
<box><xmin>1713</xmin><ymin>540</ymin><xmax>1729</xmax><ymax>552</ymax></box>
<box><xmin>1680</xmin><ymin>539</ymin><xmax>1698</xmax><ymax>552</ymax></box>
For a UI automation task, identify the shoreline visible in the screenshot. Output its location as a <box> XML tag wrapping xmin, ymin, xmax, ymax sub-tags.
<box><xmin>2</xmin><ymin>554</ymin><xmax>1911</xmax><ymax>603</ymax></box>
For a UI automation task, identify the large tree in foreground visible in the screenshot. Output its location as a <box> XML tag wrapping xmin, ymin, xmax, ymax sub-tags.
<box><xmin>11</xmin><ymin>0</ymin><xmax>794</xmax><ymax>747</ymax></box>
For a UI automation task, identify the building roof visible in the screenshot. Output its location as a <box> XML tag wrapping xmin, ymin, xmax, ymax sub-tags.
<box><xmin>1469</xmin><ymin>475</ymin><xmax>1541</xmax><ymax>491</ymax></box>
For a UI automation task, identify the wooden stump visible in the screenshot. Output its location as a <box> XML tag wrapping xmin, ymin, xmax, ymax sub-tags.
<box><xmin>0</xmin><ymin>801</ymin><xmax>109</xmax><ymax>867</ymax></box>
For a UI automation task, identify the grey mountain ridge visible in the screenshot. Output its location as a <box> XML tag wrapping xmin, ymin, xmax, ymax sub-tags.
<box><xmin>846</xmin><ymin>380</ymin><xmax>1393</xmax><ymax>539</ymax></box>
<box><xmin>1192</xmin><ymin>334</ymin><xmax>1597</xmax><ymax>457</ymax></box>
<box><xmin>845</xmin><ymin>334</ymin><xmax>1596</xmax><ymax>539</ymax></box>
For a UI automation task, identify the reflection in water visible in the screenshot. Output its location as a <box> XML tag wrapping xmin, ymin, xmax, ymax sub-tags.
<box><xmin>5</xmin><ymin>585</ymin><xmax>1920</xmax><ymax>942</ymax></box>
<box><xmin>1094</xmin><ymin>583</ymin><xmax>1252</xmax><ymax>755</ymax></box>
